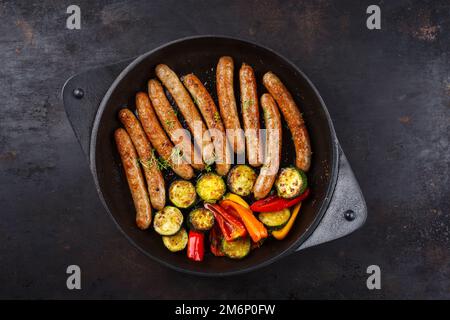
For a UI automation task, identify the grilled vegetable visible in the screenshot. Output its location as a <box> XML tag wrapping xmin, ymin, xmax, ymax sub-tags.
<box><xmin>221</xmin><ymin>237</ymin><xmax>251</xmax><ymax>259</ymax></box>
<box><xmin>272</xmin><ymin>203</ymin><xmax>302</xmax><ymax>240</ymax></box>
<box><xmin>209</xmin><ymin>224</ymin><xmax>225</xmax><ymax>256</ymax></box>
<box><xmin>162</xmin><ymin>228</ymin><xmax>188</xmax><ymax>252</ymax></box>
<box><xmin>227</xmin><ymin>165</ymin><xmax>257</xmax><ymax>196</ymax></box>
<box><xmin>220</xmin><ymin>200</ymin><xmax>268</xmax><ymax>243</ymax></box>
<box><xmin>188</xmin><ymin>208</ymin><xmax>214</xmax><ymax>231</ymax></box>
<box><xmin>275</xmin><ymin>167</ymin><xmax>308</xmax><ymax>199</ymax></box>
<box><xmin>196</xmin><ymin>173</ymin><xmax>226</xmax><ymax>203</ymax></box>
<box><xmin>223</xmin><ymin>193</ymin><xmax>250</xmax><ymax>209</ymax></box>
<box><xmin>153</xmin><ymin>206</ymin><xmax>184</xmax><ymax>236</ymax></box>
<box><xmin>169</xmin><ymin>180</ymin><xmax>197</xmax><ymax>208</ymax></box>
<box><xmin>258</xmin><ymin>208</ymin><xmax>291</xmax><ymax>228</ymax></box>
<box><xmin>250</xmin><ymin>189</ymin><xmax>310</xmax><ymax>212</ymax></box>
<box><xmin>204</xmin><ymin>203</ymin><xmax>247</xmax><ymax>241</ymax></box>
<box><xmin>187</xmin><ymin>230</ymin><xmax>204</xmax><ymax>261</ymax></box>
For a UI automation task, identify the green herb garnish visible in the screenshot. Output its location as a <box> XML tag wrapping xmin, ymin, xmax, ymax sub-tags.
<box><xmin>165</xmin><ymin>119</ymin><xmax>175</xmax><ymax>130</ymax></box>
<box><xmin>242</xmin><ymin>99</ymin><xmax>254</xmax><ymax>111</ymax></box>
<box><xmin>170</xmin><ymin>146</ymin><xmax>184</xmax><ymax>164</ymax></box>
<box><xmin>157</xmin><ymin>157</ymin><xmax>171</xmax><ymax>170</ymax></box>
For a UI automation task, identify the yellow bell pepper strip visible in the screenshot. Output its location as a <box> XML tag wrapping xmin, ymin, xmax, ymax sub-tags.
<box><xmin>222</xmin><ymin>193</ymin><xmax>250</xmax><ymax>209</ymax></box>
<box><xmin>220</xmin><ymin>200</ymin><xmax>268</xmax><ymax>243</ymax></box>
<box><xmin>272</xmin><ymin>202</ymin><xmax>302</xmax><ymax>240</ymax></box>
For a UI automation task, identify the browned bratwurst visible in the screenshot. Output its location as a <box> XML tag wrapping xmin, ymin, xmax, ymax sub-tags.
<box><xmin>155</xmin><ymin>64</ymin><xmax>215</xmax><ymax>166</ymax></box>
<box><xmin>240</xmin><ymin>63</ymin><xmax>263</xmax><ymax>167</ymax></box>
<box><xmin>182</xmin><ymin>73</ymin><xmax>231</xmax><ymax>176</ymax></box>
<box><xmin>148</xmin><ymin>79</ymin><xmax>204</xmax><ymax>171</ymax></box>
<box><xmin>118</xmin><ymin>108</ymin><xmax>166</xmax><ymax>210</ymax></box>
<box><xmin>114</xmin><ymin>128</ymin><xmax>152</xmax><ymax>229</ymax></box>
<box><xmin>135</xmin><ymin>92</ymin><xmax>194</xmax><ymax>180</ymax></box>
<box><xmin>253</xmin><ymin>94</ymin><xmax>282</xmax><ymax>199</ymax></box>
<box><xmin>216</xmin><ymin>56</ymin><xmax>245</xmax><ymax>154</ymax></box>
<box><xmin>262</xmin><ymin>72</ymin><xmax>311</xmax><ymax>171</ymax></box>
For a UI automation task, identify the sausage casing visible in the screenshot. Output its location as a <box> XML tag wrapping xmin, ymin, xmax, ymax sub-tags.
<box><xmin>216</xmin><ymin>56</ymin><xmax>245</xmax><ymax>154</ymax></box>
<box><xmin>118</xmin><ymin>108</ymin><xmax>166</xmax><ymax>210</ymax></box>
<box><xmin>155</xmin><ymin>64</ymin><xmax>215</xmax><ymax>165</ymax></box>
<box><xmin>253</xmin><ymin>94</ymin><xmax>282</xmax><ymax>199</ymax></box>
<box><xmin>148</xmin><ymin>79</ymin><xmax>204</xmax><ymax>171</ymax></box>
<box><xmin>182</xmin><ymin>73</ymin><xmax>231</xmax><ymax>176</ymax></box>
<box><xmin>240</xmin><ymin>63</ymin><xmax>263</xmax><ymax>167</ymax></box>
<box><xmin>114</xmin><ymin>128</ymin><xmax>152</xmax><ymax>229</ymax></box>
<box><xmin>135</xmin><ymin>92</ymin><xmax>194</xmax><ymax>180</ymax></box>
<box><xmin>262</xmin><ymin>72</ymin><xmax>311</xmax><ymax>171</ymax></box>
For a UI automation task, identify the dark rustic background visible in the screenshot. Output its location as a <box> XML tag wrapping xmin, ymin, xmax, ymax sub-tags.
<box><xmin>0</xmin><ymin>0</ymin><xmax>449</xmax><ymax>299</ymax></box>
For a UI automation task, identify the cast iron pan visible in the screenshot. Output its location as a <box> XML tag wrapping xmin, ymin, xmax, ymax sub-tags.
<box><xmin>62</xmin><ymin>36</ymin><xmax>367</xmax><ymax>276</ymax></box>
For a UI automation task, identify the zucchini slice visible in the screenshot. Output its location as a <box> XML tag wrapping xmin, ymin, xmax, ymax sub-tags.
<box><xmin>221</xmin><ymin>237</ymin><xmax>251</xmax><ymax>259</ymax></box>
<box><xmin>162</xmin><ymin>228</ymin><xmax>188</xmax><ymax>252</ymax></box>
<box><xmin>227</xmin><ymin>165</ymin><xmax>257</xmax><ymax>196</ymax></box>
<box><xmin>275</xmin><ymin>167</ymin><xmax>308</xmax><ymax>199</ymax></box>
<box><xmin>188</xmin><ymin>208</ymin><xmax>214</xmax><ymax>231</ymax></box>
<box><xmin>153</xmin><ymin>206</ymin><xmax>184</xmax><ymax>236</ymax></box>
<box><xmin>258</xmin><ymin>208</ymin><xmax>291</xmax><ymax>228</ymax></box>
<box><xmin>169</xmin><ymin>180</ymin><xmax>196</xmax><ymax>208</ymax></box>
<box><xmin>196</xmin><ymin>173</ymin><xmax>226</xmax><ymax>203</ymax></box>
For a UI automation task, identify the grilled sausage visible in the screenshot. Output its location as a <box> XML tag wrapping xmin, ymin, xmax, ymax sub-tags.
<box><xmin>216</xmin><ymin>56</ymin><xmax>245</xmax><ymax>154</ymax></box>
<box><xmin>182</xmin><ymin>73</ymin><xmax>231</xmax><ymax>176</ymax></box>
<box><xmin>135</xmin><ymin>92</ymin><xmax>194</xmax><ymax>180</ymax></box>
<box><xmin>262</xmin><ymin>72</ymin><xmax>311</xmax><ymax>171</ymax></box>
<box><xmin>253</xmin><ymin>94</ymin><xmax>282</xmax><ymax>199</ymax></box>
<box><xmin>118</xmin><ymin>108</ymin><xmax>166</xmax><ymax>210</ymax></box>
<box><xmin>114</xmin><ymin>128</ymin><xmax>152</xmax><ymax>229</ymax></box>
<box><xmin>155</xmin><ymin>64</ymin><xmax>215</xmax><ymax>165</ymax></box>
<box><xmin>148</xmin><ymin>79</ymin><xmax>204</xmax><ymax>171</ymax></box>
<box><xmin>240</xmin><ymin>63</ymin><xmax>263</xmax><ymax>167</ymax></box>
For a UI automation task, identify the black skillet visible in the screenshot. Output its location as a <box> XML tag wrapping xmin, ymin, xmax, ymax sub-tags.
<box><xmin>62</xmin><ymin>36</ymin><xmax>367</xmax><ymax>276</ymax></box>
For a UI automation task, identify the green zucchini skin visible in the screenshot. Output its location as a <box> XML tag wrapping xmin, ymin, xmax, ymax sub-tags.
<box><xmin>227</xmin><ymin>165</ymin><xmax>257</xmax><ymax>196</ymax></box>
<box><xmin>195</xmin><ymin>173</ymin><xmax>226</xmax><ymax>203</ymax></box>
<box><xmin>188</xmin><ymin>208</ymin><xmax>215</xmax><ymax>231</ymax></box>
<box><xmin>162</xmin><ymin>228</ymin><xmax>188</xmax><ymax>252</ymax></box>
<box><xmin>169</xmin><ymin>180</ymin><xmax>197</xmax><ymax>209</ymax></box>
<box><xmin>275</xmin><ymin>167</ymin><xmax>308</xmax><ymax>199</ymax></box>
<box><xmin>221</xmin><ymin>237</ymin><xmax>251</xmax><ymax>259</ymax></box>
<box><xmin>153</xmin><ymin>206</ymin><xmax>184</xmax><ymax>236</ymax></box>
<box><xmin>258</xmin><ymin>208</ymin><xmax>291</xmax><ymax>228</ymax></box>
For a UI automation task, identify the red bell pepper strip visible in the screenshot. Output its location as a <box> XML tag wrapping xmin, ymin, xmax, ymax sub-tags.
<box><xmin>204</xmin><ymin>203</ymin><xmax>247</xmax><ymax>241</ymax></box>
<box><xmin>187</xmin><ymin>230</ymin><xmax>204</xmax><ymax>262</ymax></box>
<box><xmin>220</xmin><ymin>200</ymin><xmax>268</xmax><ymax>243</ymax></box>
<box><xmin>250</xmin><ymin>188</ymin><xmax>310</xmax><ymax>212</ymax></box>
<box><xmin>251</xmin><ymin>195</ymin><xmax>278</xmax><ymax>207</ymax></box>
<box><xmin>209</xmin><ymin>224</ymin><xmax>225</xmax><ymax>257</ymax></box>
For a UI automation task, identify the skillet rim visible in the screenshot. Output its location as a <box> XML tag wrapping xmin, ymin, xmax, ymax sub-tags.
<box><xmin>89</xmin><ymin>35</ymin><xmax>339</xmax><ymax>276</ymax></box>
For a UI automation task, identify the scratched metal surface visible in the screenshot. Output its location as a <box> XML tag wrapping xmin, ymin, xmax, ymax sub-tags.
<box><xmin>0</xmin><ymin>0</ymin><xmax>449</xmax><ymax>299</ymax></box>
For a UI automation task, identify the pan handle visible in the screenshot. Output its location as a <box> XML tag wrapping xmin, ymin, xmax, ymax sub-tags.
<box><xmin>61</xmin><ymin>59</ymin><xmax>134</xmax><ymax>160</ymax></box>
<box><xmin>295</xmin><ymin>145</ymin><xmax>367</xmax><ymax>251</ymax></box>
